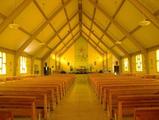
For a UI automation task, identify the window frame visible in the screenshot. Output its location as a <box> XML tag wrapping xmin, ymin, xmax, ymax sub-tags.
<box><xmin>156</xmin><ymin>49</ymin><xmax>159</xmax><ymax>72</ymax></box>
<box><xmin>123</xmin><ymin>58</ymin><xmax>129</xmax><ymax>72</ymax></box>
<box><xmin>20</xmin><ymin>56</ymin><xmax>27</xmax><ymax>74</ymax></box>
<box><xmin>135</xmin><ymin>54</ymin><xmax>143</xmax><ymax>72</ymax></box>
<box><xmin>0</xmin><ymin>52</ymin><xmax>6</xmax><ymax>75</ymax></box>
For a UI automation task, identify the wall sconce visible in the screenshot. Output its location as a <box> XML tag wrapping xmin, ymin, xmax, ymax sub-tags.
<box><xmin>67</xmin><ymin>62</ymin><xmax>70</xmax><ymax>66</ymax></box>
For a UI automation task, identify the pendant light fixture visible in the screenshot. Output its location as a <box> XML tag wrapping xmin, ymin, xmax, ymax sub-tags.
<box><xmin>9</xmin><ymin>0</ymin><xmax>20</xmax><ymax>29</ymax></box>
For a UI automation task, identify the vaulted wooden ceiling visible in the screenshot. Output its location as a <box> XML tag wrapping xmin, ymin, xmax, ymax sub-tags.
<box><xmin>0</xmin><ymin>0</ymin><xmax>159</xmax><ymax>59</ymax></box>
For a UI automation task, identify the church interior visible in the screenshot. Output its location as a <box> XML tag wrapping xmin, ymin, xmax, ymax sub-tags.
<box><xmin>0</xmin><ymin>0</ymin><xmax>159</xmax><ymax>120</ymax></box>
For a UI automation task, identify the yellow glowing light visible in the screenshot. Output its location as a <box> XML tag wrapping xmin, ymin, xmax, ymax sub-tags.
<box><xmin>51</xmin><ymin>54</ymin><xmax>55</xmax><ymax>60</ymax></box>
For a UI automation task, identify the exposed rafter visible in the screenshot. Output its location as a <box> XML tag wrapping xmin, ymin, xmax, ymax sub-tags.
<box><xmin>58</xmin><ymin>23</ymin><xmax>79</xmax><ymax>44</ymax></box>
<box><xmin>59</xmin><ymin>35</ymin><xmax>80</xmax><ymax>56</ymax></box>
<box><xmin>0</xmin><ymin>46</ymin><xmax>16</xmax><ymax>54</ymax></box>
<box><xmin>82</xmin><ymin>23</ymin><xmax>120</xmax><ymax>59</ymax></box>
<box><xmin>119</xmin><ymin>25</ymin><xmax>141</xmax><ymax>41</ymax></box>
<box><xmin>49</xmin><ymin>24</ymin><xmax>79</xmax><ymax>54</ymax></box>
<box><xmin>88</xmin><ymin>0</ymin><xmax>98</xmax><ymax>37</ymax></box>
<box><xmin>61</xmin><ymin>0</ymin><xmax>74</xmax><ymax>38</ymax></box>
<box><xmin>46</xmin><ymin>11</ymin><xmax>78</xmax><ymax>45</ymax></box>
<box><xmin>17</xmin><ymin>22</ymin><xmax>48</xmax><ymax>54</ymax></box>
<box><xmin>82</xmin><ymin>12</ymin><xmax>129</xmax><ymax>55</ymax></box>
<box><xmin>81</xmin><ymin>35</ymin><xmax>104</xmax><ymax>55</ymax></box>
<box><xmin>99</xmin><ymin>0</ymin><xmax>125</xmax><ymax>43</ymax></box>
<box><xmin>41</xmin><ymin>13</ymin><xmax>79</xmax><ymax>60</ymax></box>
<box><xmin>33</xmin><ymin>0</ymin><xmax>63</xmax><ymax>41</ymax></box>
<box><xmin>78</xmin><ymin>0</ymin><xmax>82</xmax><ymax>35</ymax></box>
<box><xmin>18</xmin><ymin>27</ymin><xmax>52</xmax><ymax>50</ymax></box>
<box><xmin>0</xmin><ymin>12</ymin><xmax>6</xmax><ymax>19</ymax></box>
<box><xmin>0</xmin><ymin>11</ymin><xmax>52</xmax><ymax>51</ymax></box>
<box><xmin>154</xmin><ymin>9</ymin><xmax>159</xmax><ymax>16</ymax></box>
<box><xmin>16</xmin><ymin>0</ymin><xmax>72</xmax><ymax>55</ymax></box>
<box><xmin>128</xmin><ymin>0</ymin><xmax>159</xmax><ymax>29</ymax></box>
<box><xmin>56</xmin><ymin>31</ymin><xmax>80</xmax><ymax>55</ymax></box>
<box><xmin>82</xmin><ymin>31</ymin><xmax>107</xmax><ymax>53</ymax></box>
<box><xmin>0</xmin><ymin>0</ymin><xmax>33</xmax><ymax>33</ymax></box>
<box><xmin>42</xmin><ymin>25</ymin><xmax>79</xmax><ymax>60</ymax></box>
<box><xmin>89</xmin><ymin>0</ymin><xmax>145</xmax><ymax>51</ymax></box>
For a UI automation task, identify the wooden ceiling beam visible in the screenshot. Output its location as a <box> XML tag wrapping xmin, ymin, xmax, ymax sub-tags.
<box><xmin>81</xmin><ymin>35</ymin><xmax>104</xmax><ymax>55</ymax></box>
<box><xmin>83</xmin><ymin>12</ymin><xmax>129</xmax><ymax>55</ymax></box>
<box><xmin>49</xmin><ymin>24</ymin><xmax>79</xmax><ymax>54</ymax></box>
<box><xmin>0</xmin><ymin>12</ymin><xmax>6</xmax><ymax>19</ymax></box>
<box><xmin>89</xmin><ymin>0</ymin><xmax>145</xmax><ymax>51</ymax></box>
<box><xmin>42</xmin><ymin>24</ymin><xmax>79</xmax><ymax>60</ymax></box>
<box><xmin>0</xmin><ymin>46</ymin><xmax>16</xmax><ymax>54</ymax></box>
<box><xmin>61</xmin><ymin>0</ymin><xmax>74</xmax><ymax>38</ymax></box>
<box><xmin>119</xmin><ymin>25</ymin><xmax>141</xmax><ymax>41</ymax></box>
<box><xmin>78</xmin><ymin>0</ymin><xmax>82</xmax><ymax>34</ymax></box>
<box><xmin>88</xmin><ymin>0</ymin><xmax>98</xmax><ymax>36</ymax></box>
<box><xmin>59</xmin><ymin>35</ymin><xmax>80</xmax><ymax>56</ymax></box>
<box><xmin>17</xmin><ymin>21</ymin><xmax>48</xmax><ymax>54</ymax></box>
<box><xmin>154</xmin><ymin>9</ymin><xmax>159</xmax><ymax>16</ymax></box>
<box><xmin>45</xmin><ymin>11</ymin><xmax>78</xmax><ymax>45</ymax></box>
<box><xmin>99</xmin><ymin>0</ymin><xmax>125</xmax><ymax>41</ymax></box>
<box><xmin>18</xmin><ymin>27</ymin><xmax>52</xmax><ymax>50</ymax></box>
<box><xmin>17</xmin><ymin>0</ymin><xmax>72</xmax><ymax>55</ymax></box>
<box><xmin>128</xmin><ymin>0</ymin><xmax>159</xmax><ymax>29</ymax></box>
<box><xmin>56</xmin><ymin>31</ymin><xmax>80</xmax><ymax>55</ymax></box>
<box><xmin>0</xmin><ymin>11</ymin><xmax>52</xmax><ymax>51</ymax></box>
<box><xmin>0</xmin><ymin>0</ymin><xmax>33</xmax><ymax>33</ymax></box>
<box><xmin>47</xmin><ymin>0</ymin><xmax>72</xmax><ymax>21</ymax></box>
<box><xmin>33</xmin><ymin>0</ymin><xmax>63</xmax><ymax>42</ymax></box>
<box><xmin>82</xmin><ymin>31</ymin><xmax>107</xmax><ymax>53</ymax></box>
<box><xmin>82</xmin><ymin>23</ymin><xmax>121</xmax><ymax>59</ymax></box>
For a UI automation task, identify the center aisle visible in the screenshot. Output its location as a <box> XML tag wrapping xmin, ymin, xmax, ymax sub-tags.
<box><xmin>50</xmin><ymin>74</ymin><xmax>107</xmax><ymax>120</ymax></box>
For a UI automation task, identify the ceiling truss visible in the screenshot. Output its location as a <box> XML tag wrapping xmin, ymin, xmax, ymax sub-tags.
<box><xmin>0</xmin><ymin>0</ymin><xmax>158</xmax><ymax>60</ymax></box>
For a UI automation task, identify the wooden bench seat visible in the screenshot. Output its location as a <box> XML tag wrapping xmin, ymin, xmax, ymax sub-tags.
<box><xmin>0</xmin><ymin>89</ymin><xmax>51</xmax><ymax>120</ymax></box>
<box><xmin>89</xmin><ymin>74</ymin><xmax>159</xmax><ymax>120</ymax></box>
<box><xmin>99</xmin><ymin>81</ymin><xmax>159</xmax><ymax>103</ymax></box>
<box><xmin>134</xmin><ymin>107</ymin><xmax>159</xmax><ymax>120</ymax></box>
<box><xmin>105</xmin><ymin>87</ymin><xmax>159</xmax><ymax>120</ymax></box>
<box><xmin>117</xmin><ymin>95</ymin><xmax>159</xmax><ymax>120</ymax></box>
<box><xmin>0</xmin><ymin>96</ymin><xmax>37</xmax><ymax>120</ymax></box>
<box><xmin>0</xmin><ymin>111</ymin><xmax>13</xmax><ymax>120</ymax></box>
<box><xmin>0</xmin><ymin>75</ymin><xmax>75</xmax><ymax>120</ymax></box>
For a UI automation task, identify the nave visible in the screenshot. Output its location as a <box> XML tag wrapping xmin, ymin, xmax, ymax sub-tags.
<box><xmin>50</xmin><ymin>74</ymin><xmax>107</xmax><ymax>120</ymax></box>
<box><xmin>0</xmin><ymin>0</ymin><xmax>159</xmax><ymax>120</ymax></box>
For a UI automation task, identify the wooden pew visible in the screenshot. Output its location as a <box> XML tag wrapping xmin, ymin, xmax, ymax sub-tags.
<box><xmin>99</xmin><ymin>79</ymin><xmax>159</xmax><ymax>103</ymax></box>
<box><xmin>0</xmin><ymin>96</ymin><xmax>37</xmax><ymax>120</ymax></box>
<box><xmin>0</xmin><ymin>89</ymin><xmax>50</xmax><ymax>120</ymax></box>
<box><xmin>134</xmin><ymin>107</ymin><xmax>159</xmax><ymax>120</ymax></box>
<box><xmin>0</xmin><ymin>111</ymin><xmax>13</xmax><ymax>120</ymax></box>
<box><xmin>117</xmin><ymin>95</ymin><xmax>159</xmax><ymax>120</ymax></box>
<box><xmin>105</xmin><ymin>87</ymin><xmax>159</xmax><ymax>120</ymax></box>
<box><xmin>99</xmin><ymin>82</ymin><xmax>159</xmax><ymax>119</ymax></box>
<box><xmin>0</xmin><ymin>75</ymin><xmax>75</xmax><ymax>120</ymax></box>
<box><xmin>89</xmin><ymin>74</ymin><xmax>159</xmax><ymax>120</ymax></box>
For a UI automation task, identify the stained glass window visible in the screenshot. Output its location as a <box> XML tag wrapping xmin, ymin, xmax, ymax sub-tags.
<box><xmin>136</xmin><ymin>54</ymin><xmax>142</xmax><ymax>72</ymax></box>
<box><xmin>0</xmin><ymin>52</ymin><xmax>6</xmax><ymax>74</ymax></box>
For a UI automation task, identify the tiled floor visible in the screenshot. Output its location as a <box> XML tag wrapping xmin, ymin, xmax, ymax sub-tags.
<box><xmin>50</xmin><ymin>74</ymin><xmax>107</xmax><ymax>120</ymax></box>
